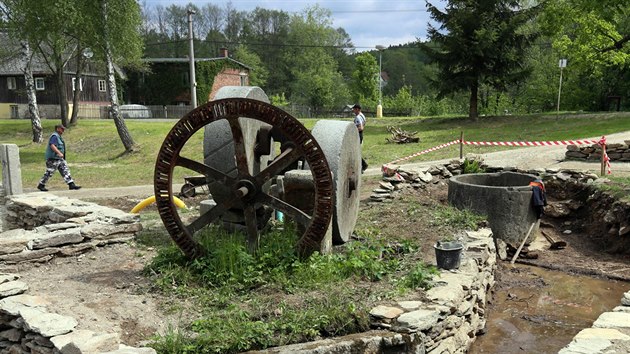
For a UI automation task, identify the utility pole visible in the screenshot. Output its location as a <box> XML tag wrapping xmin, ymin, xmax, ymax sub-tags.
<box><xmin>556</xmin><ymin>58</ymin><xmax>567</xmax><ymax>115</ymax></box>
<box><xmin>187</xmin><ymin>8</ymin><xmax>197</xmax><ymax>109</ymax></box>
<box><xmin>375</xmin><ymin>45</ymin><xmax>385</xmax><ymax>118</ymax></box>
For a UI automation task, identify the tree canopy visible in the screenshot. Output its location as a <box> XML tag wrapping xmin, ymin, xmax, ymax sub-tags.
<box><xmin>423</xmin><ymin>0</ymin><xmax>540</xmax><ymax>119</ymax></box>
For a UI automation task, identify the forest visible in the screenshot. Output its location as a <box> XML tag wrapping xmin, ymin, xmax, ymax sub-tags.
<box><xmin>2</xmin><ymin>0</ymin><xmax>630</xmax><ymax>120</ymax></box>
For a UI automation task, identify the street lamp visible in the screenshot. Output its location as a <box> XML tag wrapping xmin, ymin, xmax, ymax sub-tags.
<box><xmin>187</xmin><ymin>8</ymin><xmax>197</xmax><ymax>108</ymax></box>
<box><xmin>375</xmin><ymin>45</ymin><xmax>385</xmax><ymax>118</ymax></box>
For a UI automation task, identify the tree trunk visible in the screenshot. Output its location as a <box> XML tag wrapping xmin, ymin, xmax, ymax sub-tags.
<box><xmin>469</xmin><ymin>82</ymin><xmax>479</xmax><ymax>121</ymax></box>
<box><xmin>70</xmin><ymin>51</ymin><xmax>84</xmax><ymax>126</ymax></box>
<box><xmin>102</xmin><ymin>0</ymin><xmax>136</xmax><ymax>152</ymax></box>
<box><xmin>21</xmin><ymin>41</ymin><xmax>43</xmax><ymax>143</ymax></box>
<box><xmin>56</xmin><ymin>68</ymin><xmax>70</xmax><ymax>127</ymax></box>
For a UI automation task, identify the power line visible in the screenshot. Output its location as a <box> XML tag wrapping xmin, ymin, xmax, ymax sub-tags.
<box><xmin>144</xmin><ymin>37</ymin><xmax>421</xmax><ymax>50</ymax></box>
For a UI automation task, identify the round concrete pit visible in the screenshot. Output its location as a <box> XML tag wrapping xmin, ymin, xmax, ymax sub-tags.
<box><xmin>448</xmin><ymin>171</ymin><xmax>538</xmax><ymax>246</ymax></box>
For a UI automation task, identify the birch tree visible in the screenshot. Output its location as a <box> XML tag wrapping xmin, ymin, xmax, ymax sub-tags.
<box><xmin>0</xmin><ymin>1</ymin><xmax>43</xmax><ymax>142</ymax></box>
<box><xmin>20</xmin><ymin>41</ymin><xmax>42</xmax><ymax>143</ymax></box>
<box><xmin>94</xmin><ymin>0</ymin><xmax>143</xmax><ymax>152</ymax></box>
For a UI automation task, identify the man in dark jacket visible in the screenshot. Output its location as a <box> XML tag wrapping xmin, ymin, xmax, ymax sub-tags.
<box><xmin>37</xmin><ymin>124</ymin><xmax>81</xmax><ymax>191</ymax></box>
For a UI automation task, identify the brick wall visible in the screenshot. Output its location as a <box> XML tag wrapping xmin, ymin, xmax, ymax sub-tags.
<box><xmin>207</xmin><ymin>68</ymin><xmax>249</xmax><ymax>101</ymax></box>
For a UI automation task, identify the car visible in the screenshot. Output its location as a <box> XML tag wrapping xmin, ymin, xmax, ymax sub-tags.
<box><xmin>118</xmin><ymin>104</ymin><xmax>152</xmax><ymax>119</ymax></box>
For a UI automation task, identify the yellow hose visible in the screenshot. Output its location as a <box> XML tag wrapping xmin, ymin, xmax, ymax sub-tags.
<box><xmin>130</xmin><ymin>195</ymin><xmax>187</xmax><ymax>213</ymax></box>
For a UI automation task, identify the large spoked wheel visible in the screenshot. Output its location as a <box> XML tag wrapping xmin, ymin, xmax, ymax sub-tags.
<box><xmin>154</xmin><ymin>98</ymin><xmax>334</xmax><ymax>259</ymax></box>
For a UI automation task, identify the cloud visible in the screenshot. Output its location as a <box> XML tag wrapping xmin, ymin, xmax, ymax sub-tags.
<box><xmin>145</xmin><ymin>0</ymin><xmax>440</xmax><ymax>49</ymax></box>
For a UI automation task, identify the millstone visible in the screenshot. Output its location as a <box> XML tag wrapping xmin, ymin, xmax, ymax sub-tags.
<box><xmin>311</xmin><ymin>120</ymin><xmax>362</xmax><ymax>244</ymax></box>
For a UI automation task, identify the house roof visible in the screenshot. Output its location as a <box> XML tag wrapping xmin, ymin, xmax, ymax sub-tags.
<box><xmin>143</xmin><ymin>57</ymin><xmax>251</xmax><ymax>71</ymax></box>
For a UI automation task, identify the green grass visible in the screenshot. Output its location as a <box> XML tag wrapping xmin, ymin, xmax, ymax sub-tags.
<box><xmin>145</xmin><ymin>223</ymin><xmax>437</xmax><ymax>353</ymax></box>
<box><xmin>596</xmin><ymin>176</ymin><xmax>630</xmax><ymax>202</ymax></box>
<box><xmin>1</xmin><ymin>111</ymin><xmax>629</xmax><ymax>189</ymax></box>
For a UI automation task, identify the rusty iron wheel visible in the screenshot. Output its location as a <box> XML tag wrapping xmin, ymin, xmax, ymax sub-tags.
<box><xmin>154</xmin><ymin>98</ymin><xmax>334</xmax><ymax>259</ymax></box>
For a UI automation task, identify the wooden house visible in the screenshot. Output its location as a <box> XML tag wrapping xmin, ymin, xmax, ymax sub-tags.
<box><xmin>0</xmin><ymin>52</ymin><xmax>110</xmax><ymax>119</ymax></box>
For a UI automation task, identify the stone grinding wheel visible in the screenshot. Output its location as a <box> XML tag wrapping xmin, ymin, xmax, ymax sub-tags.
<box><xmin>311</xmin><ymin>120</ymin><xmax>362</xmax><ymax>244</ymax></box>
<box><xmin>154</xmin><ymin>98</ymin><xmax>334</xmax><ymax>259</ymax></box>
<box><xmin>203</xmin><ymin>86</ymin><xmax>273</xmax><ymax>206</ymax></box>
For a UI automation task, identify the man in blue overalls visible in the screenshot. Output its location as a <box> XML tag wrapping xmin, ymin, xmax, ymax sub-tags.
<box><xmin>37</xmin><ymin>124</ymin><xmax>81</xmax><ymax>191</ymax></box>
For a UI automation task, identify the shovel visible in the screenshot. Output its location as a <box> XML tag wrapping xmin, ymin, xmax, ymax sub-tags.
<box><xmin>541</xmin><ymin>229</ymin><xmax>567</xmax><ymax>250</ymax></box>
<box><xmin>511</xmin><ymin>220</ymin><xmax>538</xmax><ymax>264</ymax></box>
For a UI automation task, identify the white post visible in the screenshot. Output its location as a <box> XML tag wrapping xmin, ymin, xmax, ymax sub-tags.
<box><xmin>376</xmin><ymin>45</ymin><xmax>385</xmax><ymax>118</ymax></box>
<box><xmin>187</xmin><ymin>9</ymin><xmax>198</xmax><ymax>109</ymax></box>
<box><xmin>556</xmin><ymin>58</ymin><xmax>567</xmax><ymax>115</ymax></box>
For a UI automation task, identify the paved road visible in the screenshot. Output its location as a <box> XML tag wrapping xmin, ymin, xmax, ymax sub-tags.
<box><xmin>43</xmin><ymin>130</ymin><xmax>630</xmax><ymax>200</ymax></box>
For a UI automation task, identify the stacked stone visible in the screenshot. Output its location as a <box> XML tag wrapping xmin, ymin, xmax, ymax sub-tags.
<box><xmin>565</xmin><ymin>140</ymin><xmax>630</xmax><ymax>162</ymax></box>
<box><xmin>250</xmin><ymin>228</ymin><xmax>497</xmax><ymax>354</ymax></box>
<box><xmin>370</xmin><ymin>160</ymin><xmax>463</xmax><ymax>202</ymax></box>
<box><xmin>0</xmin><ymin>193</ymin><xmax>142</xmax><ymax>264</ymax></box>
<box><xmin>559</xmin><ymin>290</ymin><xmax>630</xmax><ymax>354</ymax></box>
<box><xmin>0</xmin><ymin>273</ymin><xmax>154</xmax><ymax>354</ymax></box>
<box><xmin>370</xmin><ymin>228</ymin><xmax>496</xmax><ymax>354</ymax></box>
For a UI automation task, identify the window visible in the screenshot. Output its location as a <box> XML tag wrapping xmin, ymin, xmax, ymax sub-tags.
<box><xmin>10</xmin><ymin>105</ymin><xmax>19</xmax><ymax>119</ymax></box>
<box><xmin>35</xmin><ymin>78</ymin><xmax>45</xmax><ymax>90</ymax></box>
<box><xmin>7</xmin><ymin>77</ymin><xmax>16</xmax><ymax>90</ymax></box>
<box><xmin>72</xmin><ymin>77</ymin><xmax>83</xmax><ymax>91</ymax></box>
<box><xmin>98</xmin><ymin>80</ymin><xmax>106</xmax><ymax>92</ymax></box>
<box><xmin>240</xmin><ymin>73</ymin><xmax>247</xmax><ymax>86</ymax></box>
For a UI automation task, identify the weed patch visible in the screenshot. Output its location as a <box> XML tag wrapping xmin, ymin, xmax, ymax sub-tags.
<box><xmin>144</xmin><ymin>223</ymin><xmax>437</xmax><ymax>353</ymax></box>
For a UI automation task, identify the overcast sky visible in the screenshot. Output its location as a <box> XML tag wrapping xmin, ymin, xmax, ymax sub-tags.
<box><xmin>142</xmin><ymin>0</ymin><xmax>443</xmax><ymax>51</ymax></box>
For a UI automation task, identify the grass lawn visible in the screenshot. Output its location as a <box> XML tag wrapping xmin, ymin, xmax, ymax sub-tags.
<box><xmin>1</xmin><ymin>111</ymin><xmax>629</xmax><ymax>189</ymax></box>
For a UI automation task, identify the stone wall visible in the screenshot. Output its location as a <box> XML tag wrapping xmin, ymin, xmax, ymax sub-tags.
<box><xmin>559</xmin><ymin>290</ymin><xmax>630</xmax><ymax>353</ymax></box>
<box><xmin>565</xmin><ymin>141</ymin><xmax>630</xmax><ymax>162</ymax></box>
<box><xmin>0</xmin><ymin>273</ymin><xmax>155</xmax><ymax>353</ymax></box>
<box><xmin>252</xmin><ymin>228</ymin><xmax>496</xmax><ymax>354</ymax></box>
<box><xmin>1</xmin><ymin>192</ymin><xmax>142</xmax><ymax>264</ymax></box>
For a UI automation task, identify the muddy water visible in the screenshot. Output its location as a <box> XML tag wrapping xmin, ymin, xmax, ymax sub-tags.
<box><xmin>469</xmin><ymin>264</ymin><xmax>629</xmax><ymax>354</ymax></box>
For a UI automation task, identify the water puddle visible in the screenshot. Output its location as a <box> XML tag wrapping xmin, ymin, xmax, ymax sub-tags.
<box><xmin>469</xmin><ymin>264</ymin><xmax>629</xmax><ymax>354</ymax></box>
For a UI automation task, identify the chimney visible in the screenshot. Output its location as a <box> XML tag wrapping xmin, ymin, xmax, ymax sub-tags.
<box><xmin>219</xmin><ymin>47</ymin><xmax>228</xmax><ymax>58</ymax></box>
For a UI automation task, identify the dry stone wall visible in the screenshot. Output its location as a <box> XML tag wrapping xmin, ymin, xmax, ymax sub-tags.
<box><xmin>565</xmin><ymin>141</ymin><xmax>630</xmax><ymax>162</ymax></box>
<box><xmin>0</xmin><ymin>273</ymin><xmax>155</xmax><ymax>353</ymax></box>
<box><xmin>252</xmin><ymin>228</ymin><xmax>496</xmax><ymax>354</ymax></box>
<box><xmin>1</xmin><ymin>192</ymin><xmax>142</xmax><ymax>264</ymax></box>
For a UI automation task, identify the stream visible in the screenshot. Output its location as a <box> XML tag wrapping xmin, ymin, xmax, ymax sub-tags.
<box><xmin>469</xmin><ymin>264</ymin><xmax>629</xmax><ymax>353</ymax></box>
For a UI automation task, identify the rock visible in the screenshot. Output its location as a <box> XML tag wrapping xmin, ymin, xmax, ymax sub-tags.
<box><xmin>0</xmin><ymin>295</ymin><xmax>50</xmax><ymax>316</ymax></box>
<box><xmin>0</xmin><ymin>229</ymin><xmax>36</xmax><ymax>255</ymax></box>
<box><xmin>28</xmin><ymin>228</ymin><xmax>83</xmax><ymax>250</ymax></box>
<box><xmin>395</xmin><ymin>309</ymin><xmax>442</xmax><ymax>332</ymax></box>
<box><xmin>369</xmin><ymin>305</ymin><xmax>404</xmax><ymax>320</ymax></box>
<box><xmin>397</xmin><ymin>301</ymin><xmax>423</xmax><ymax>311</ymax></box>
<box><xmin>419</xmin><ymin>172</ymin><xmax>433</xmax><ymax>183</ymax></box>
<box><xmin>51</xmin><ymin>330</ymin><xmax>120</xmax><ymax>353</ymax></box>
<box><xmin>0</xmin><ymin>281</ymin><xmax>28</xmax><ymax>298</ymax></box>
<box><xmin>102</xmin><ymin>344</ymin><xmax>158</xmax><ymax>354</ymax></box>
<box><xmin>379</xmin><ymin>182</ymin><xmax>395</xmax><ymax>191</ymax></box>
<box><xmin>545</xmin><ymin>202</ymin><xmax>571</xmax><ymax>218</ymax></box>
<box><xmin>0</xmin><ymin>328</ymin><xmax>22</xmax><ymax>342</ymax></box>
<box><xmin>20</xmin><ymin>308</ymin><xmax>78</xmax><ymax>337</ymax></box>
<box><xmin>556</xmin><ymin>172</ymin><xmax>572</xmax><ymax>181</ymax></box>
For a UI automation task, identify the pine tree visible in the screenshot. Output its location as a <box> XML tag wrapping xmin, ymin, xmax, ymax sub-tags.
<box><xmin>424</xmin><ymin>0</ymin><xmax>540</xmax><ymax>120</ymax></box>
